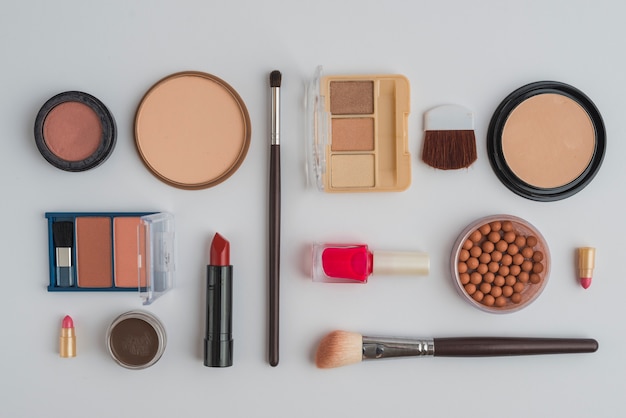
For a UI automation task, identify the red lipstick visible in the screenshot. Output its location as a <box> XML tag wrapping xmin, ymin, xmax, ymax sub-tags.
<box><xmin>60</xmin><ymin>315</ymin><xmax>76</xmax><ymax>358</ymax></box>
<box><xmin>204</xmin><ymin>233</ymin><xmax>234</xmax><ymax>367</ymax></box>
<box><xmin>210</xmin><ymin>233</ymin><xmax>230</xmax><ymax>266</ymax></box>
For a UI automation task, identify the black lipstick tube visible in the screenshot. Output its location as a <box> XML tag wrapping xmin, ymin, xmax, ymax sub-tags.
<box><xmin>204</xmin><ymin>265</ymin><xmax>233</xmax><ymax>367</ymax></box>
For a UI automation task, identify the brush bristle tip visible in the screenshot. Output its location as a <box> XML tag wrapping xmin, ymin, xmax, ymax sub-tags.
<box><xmin>270</xmin><ymin>70</ymin><xmax>282</xmax><ymax>87</ymax></box>
<box><xmin>315</xmin><ymin>330</ymin><xmax>363</xmax><ymax>369</ymax></box>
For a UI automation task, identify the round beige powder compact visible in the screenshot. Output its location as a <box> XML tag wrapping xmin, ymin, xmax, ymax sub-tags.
<box><xmin>135</xmin><ymin>71</ymin><xmax>251</xmax><ymax>189</ymax></box>
<box><xmin>487</xmin><ymin>82</ymin><xmax>605</xmax><ymax>201</ymax></box>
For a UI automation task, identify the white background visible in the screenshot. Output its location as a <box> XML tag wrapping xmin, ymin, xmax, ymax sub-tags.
<box><xmin>1</xmin><ymin>1</ymin><xmax>624</xmax><ymax>417</ymax></box>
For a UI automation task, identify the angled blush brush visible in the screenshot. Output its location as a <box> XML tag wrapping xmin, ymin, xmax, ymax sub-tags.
<box><xmin>315</xmin><ymin>331</ymin><xmax>598</xmax><ymax>369</ymax></box>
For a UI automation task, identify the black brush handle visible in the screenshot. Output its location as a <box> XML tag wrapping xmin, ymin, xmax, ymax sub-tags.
<box><xmin>433</xmin><ymin>337</ymin><xmax>598</xmax><ymax>357</ymax></box>
<box><xmin>269</xmin><ymin>144</ymin><xmax>280</xmax><ymax>367</ymax></box>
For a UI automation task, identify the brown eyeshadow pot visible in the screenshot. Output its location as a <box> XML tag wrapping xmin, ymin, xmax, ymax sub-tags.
<box><xmin>487</xmin><ymin>81</ymin><xmax>605</xmax><ymax>201</ymax></box>
<box><xmin>34</xmin><ymin>91</ymin><xmax>116</xmax><ymax>172</ymax></box>
<box><xmin>134</xmin><ymin>71</ymin><xmax>251</xmax><ymax>189</ymax></box>
<box><xmin>107</xmin><ymin>311</ymin><xmax>166</xmax><ymax>370</ymax></box>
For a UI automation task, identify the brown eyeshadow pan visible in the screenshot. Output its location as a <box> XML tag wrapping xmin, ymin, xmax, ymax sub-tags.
<box><xmin>329</xmin><ymin>81</ymin><xmax>374</xmax><ymax>115</ymax></box>
<box><xmin>487</xmin><ymin>81</ymin><xmax>606</xmax><ymax>201</ymax></box>
<box><xmin>76</xmin><ymin>217</ymin><xmax>112</xmax><ymax>288</ymax></box>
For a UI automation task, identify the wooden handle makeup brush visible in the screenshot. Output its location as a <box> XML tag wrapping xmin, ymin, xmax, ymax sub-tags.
<box><xmin>269</xmin><ymin>70</ymin><xmax>281</xmax><ymax>367</ymax></box>
<box><xmin>315</xmin><ymin>331</ymin><xmax>599</xmax><ymax>369</ymax></box>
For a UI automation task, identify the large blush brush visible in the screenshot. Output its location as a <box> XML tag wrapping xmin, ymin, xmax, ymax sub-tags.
<box><xmin>315</xmin><ymin>331</ymin><xmax>598</xmax><ymax>369</ymax></box>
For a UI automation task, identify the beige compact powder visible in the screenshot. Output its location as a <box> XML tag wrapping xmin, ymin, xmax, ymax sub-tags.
<box><xmin>502</xmin><ymin>93</ymin><xmax>595</xmax><ymax>189</ymax></box>
<box><xmin>135</xmin><ymin>72</ymin><xmax>251</xmax><ymax>189</ymax></box>
<box><xmin>488</xmin><ymin>81</ymin><xmax>605</xmax><ymax>201</ymax></box>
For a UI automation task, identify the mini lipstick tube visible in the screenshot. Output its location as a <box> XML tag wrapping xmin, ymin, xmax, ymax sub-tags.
<box><xmin>577</xmin><ymin>247</ymin><xmax>596</xmax><ymax>289</ymax></box>
<box><xmin>312</xmin><ymin>243</ymin><xmax>429</xmax><ymax>283</ymax></box>
<box><xmin>60</xmin><ymin>315</ymin><xmax>76</xmax><ymax>358</ymax></box>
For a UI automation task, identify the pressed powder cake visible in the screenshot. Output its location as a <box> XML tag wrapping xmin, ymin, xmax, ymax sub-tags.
<box><xmin>502</xmin><ymin>93</ymin><xmax>595</xmax><ymax>189</ymax></box>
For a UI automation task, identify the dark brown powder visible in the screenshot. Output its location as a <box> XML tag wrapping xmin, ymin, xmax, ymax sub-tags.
<box><xmin>109</xmin><ymin>318</ymin><xmax>159</xmax><ymax>367</ymax></box>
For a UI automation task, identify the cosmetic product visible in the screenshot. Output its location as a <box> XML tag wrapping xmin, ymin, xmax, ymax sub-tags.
<box><xmin>59</xmin><ymin>315</ymin><xmax>76</xmax><ymax>358</ymax></box>
<box><xmin>52</xmin><ymin>221</ymin><xmax>74</xmax><ymax>287</ymax></box>
<box><xmin>451</xmin><ymin>215</ymin><xmax>550</xmax><ymax>313</ymax></box>
<box><xmin>135</xmin><ymin>71</ymin><xmax>251</xmax><ymax>189</ymax></box>
<box><xmin>204</xmin><ymin>233</ymin><xmax>234</xmax><ymax>367</ymax></box>
<box><xmin>315</xmin><ymin>330</ymin><xmax>598</xmax><ymax>369</ymax></box>
<box><xmin>45</xmin><ymin>212</ymin><xmax>175</xmax><ymax>305</ymax></box>
<box><xmin>269</xmin><ymin>70</ymin><xmax>281</xmax><ymax>367</ymax></box>
<box><xmin>34</xmin><ymin>91</ymin><xmax>116</xmax><ymax>172</ymax></box>
<box><xmin>312</xmin><ymin>243</ymin><xmax>429</xmax><ymax>283</ymax></box>
<box><xmin>487</xmin><ymin>81</ymin><xmax>606</xmax><ymax>201</ymax></box>
<box><xmin>305</xmin><ymin>66</ymin><xmax>411</xmax><ymax>193</ymax></box>
<box><xmin>107</xmin><ymin>311</ymin><xmax>166</xmax><ymax>370</ymax></box>
<box><xmin>577</xmin><ymin>247</ymin><xmax>596</xmax><ymax>289</ymax></box>
<box><xmin>422</xmin><ymin>104</ymin><xmax>477</xmax><ymax>170</ymax></box>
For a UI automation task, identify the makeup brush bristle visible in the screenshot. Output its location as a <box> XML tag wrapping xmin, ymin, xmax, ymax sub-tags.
<box><xmin>421</xmin><ymin>105</ymin><xmax>477</xmax><ymax>170</ymax></box>
<box><xmin>52</xmin><ymin>221</ymin><xmax>74</xmax><ymax>248</ymax></box>
<box><xmin>315</xmin><ymin>330</ymin><xmax>363</xmax><ymax>369</ymax></box>
<box><xmin>270</xmin><ymin>70</ymin><xmax>282</xmax><ymax>88</ymax></box>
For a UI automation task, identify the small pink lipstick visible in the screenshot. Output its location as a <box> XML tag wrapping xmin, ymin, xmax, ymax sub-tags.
<box><xmin>312</xmin><ymin>243</ymin><xmax>429</xmax><ymax>283</ymax></box>
<box><xmin>577</xmin><ymin>247</ymin><xmax>596</xmax><ymax>289</ymax></box>
<box><xmin>60</xmin><ymin>315</ymin><xmax>76</xmax><ymax>358</ymax></box>
<box><xmin>204</xmin><ymin>233</ymin><xmax>233</xmax><ymax>367</ymax></box>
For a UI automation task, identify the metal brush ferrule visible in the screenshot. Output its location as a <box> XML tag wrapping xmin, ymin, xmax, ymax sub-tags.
<box><xmin>271</xmin><ymin>87</ymin><xmax>280</xmax><ymax>145</ymax></box>
<box><xmin>362</xmin><ymin>336</ymin><xmax>434</xmax><ymax>360</ymax></box>
<box><xmin>56</xmin><ymin>247</ymin><xmax>72</xmax><ymax>267</ymax></box>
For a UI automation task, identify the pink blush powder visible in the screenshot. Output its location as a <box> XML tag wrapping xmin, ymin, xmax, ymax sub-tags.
<box><xmin>43</xmin><ymin>101</ymin><xmax>102</xmax><ymax>162</ymax></box>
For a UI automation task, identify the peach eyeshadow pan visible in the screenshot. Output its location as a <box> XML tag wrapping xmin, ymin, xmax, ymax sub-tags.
<box><xmin>113</xmin><ymin>217</ymin><xmax>146</xmax><ymax>288</ymax></box>
<box><xmin>487</xmin><ymin>82</ymin><xmax>606</xmax><ymax>201</ymax></box>
<box><xmin>135</xmin><ymin>71</ymin><xmax>251</xmax><ymax>189</ymax></box>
